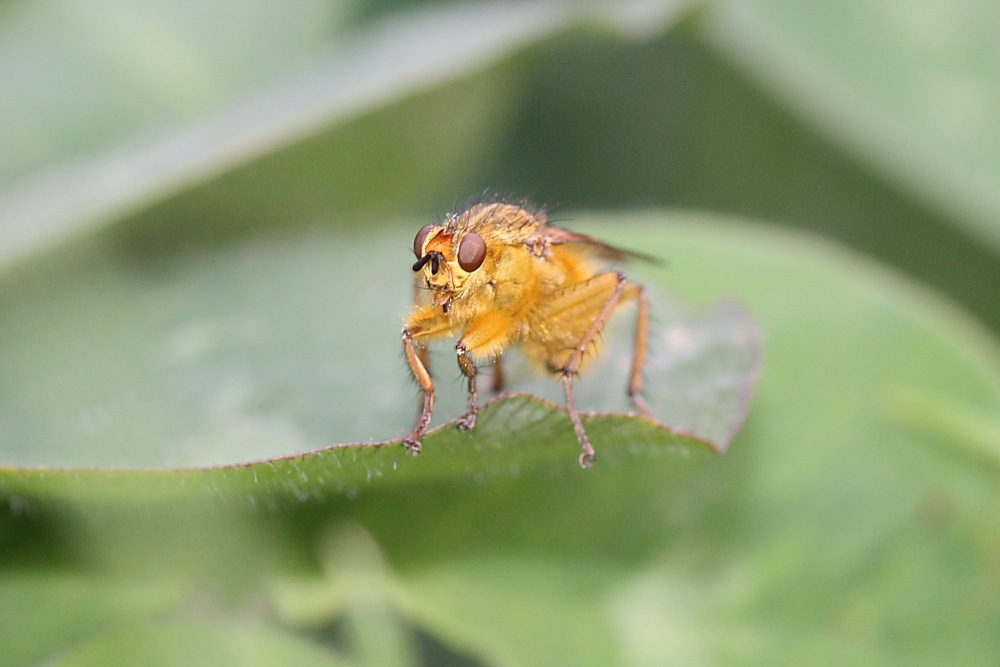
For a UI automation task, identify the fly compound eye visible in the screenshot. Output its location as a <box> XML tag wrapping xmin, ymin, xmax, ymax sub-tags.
<box><xmin>457</xmin><ymin>232</ymin><xmax>487</xmax><ymax>272</ymax></box>
<box><xmin>413</xmin><ymin>224</ymin><xmax>435</xmax><ymax>259</ymax></box>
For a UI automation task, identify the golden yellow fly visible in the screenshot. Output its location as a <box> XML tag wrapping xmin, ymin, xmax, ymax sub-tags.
<box><xmin>402</xmin><ymin>201</ymin><xmax>651</xmax><ymax>467</ymax></box>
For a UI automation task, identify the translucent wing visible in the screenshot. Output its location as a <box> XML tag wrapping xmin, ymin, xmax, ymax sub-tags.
<box><xmin>543</xmin><ymin>224</ymin><xmax>663</xmax><ymax>266</ymax></box>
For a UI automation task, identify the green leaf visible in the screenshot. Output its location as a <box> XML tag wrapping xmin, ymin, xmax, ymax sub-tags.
<box><xmin>0</xmin><ymin>220</ymin><xmax>758</xmax><ymax>502</ymax></box>
<box><xmin>705</xmin><ymin>0</ymin><xmax>1000</xmax><ymax>253</ymax></box>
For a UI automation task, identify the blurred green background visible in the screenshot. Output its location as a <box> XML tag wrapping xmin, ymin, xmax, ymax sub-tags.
<box><xmin>2</xmin><ymin>0</ymin><xmax>1000</xmax><ymax>664</ymax></box>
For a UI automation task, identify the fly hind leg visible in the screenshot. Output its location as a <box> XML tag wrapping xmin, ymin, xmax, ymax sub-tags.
<box><xmin>491</xmin><ymin>356</ymin><xmax>505</xmax><ymax>394</ymax></box>
<box><xmin>557</xmin><ymin>272</ymin><xmax>632</xmax><ymax>467</ymax></box>
<box><xmin>537</xmin><ymin>271</ymin><xmax>647</xmax><ymax>467</ymax></box>
<box><xmin>624</xmin><ymin>281</ymin><xmax>652</xmax><ymax>419</ymax></box>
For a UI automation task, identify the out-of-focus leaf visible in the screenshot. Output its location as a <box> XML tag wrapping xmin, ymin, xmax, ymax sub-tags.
<box><xmin>49</xmin><ymin>618</ymin><xmax>353</xmax><ymax>667</ymax></box>
<box><xmin>888</xmin><ymin>387</ymin><xmax>1000</xmax><ymax>472</ymax></box>
<box><xmin>0</xmin><ymin>572</ymin><xmax>182</xmax><ymax>667</ymax></box>
<box><xmin>0</xmin><ymin>0</ymin><xmax>692</xmax><ymax>270</ymax></box>
<box><xmin>0</xmin><ymin>0</ymin><xmax>341</xmax><ymax>184</ymax></box>
<box><xmin>705</xmin><ymin>0</ymin><xmax>1000</xmax><ymax>253</ymax></box>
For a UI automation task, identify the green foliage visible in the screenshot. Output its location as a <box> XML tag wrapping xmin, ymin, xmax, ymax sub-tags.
<box><xmin>2</xmin><ymin>0</ymin><xmax>999</xmax><ymax>664</ymax></box>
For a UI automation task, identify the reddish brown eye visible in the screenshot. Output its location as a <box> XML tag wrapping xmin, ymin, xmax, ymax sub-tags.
<box><xmin>457</xmin><ymin>232</ymin><xmax>487</xmax><ymax>272</ymax></box>
<box><xmin>413</xmin><ymin>224</ymin><xmax>435</xmax><ymax>258</ymax></box>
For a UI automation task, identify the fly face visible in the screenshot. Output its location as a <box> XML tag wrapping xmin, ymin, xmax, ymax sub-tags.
<box><xmin>411</xmin><ymin>224</ymin><xmax>488</xmax><ymax>305</ymax></box>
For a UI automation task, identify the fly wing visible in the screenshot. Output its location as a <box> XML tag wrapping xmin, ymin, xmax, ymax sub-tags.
<box><xmin>543</xmin><ymin>224</ymin><xmax>663</xmax><ymax>266</ymax></box>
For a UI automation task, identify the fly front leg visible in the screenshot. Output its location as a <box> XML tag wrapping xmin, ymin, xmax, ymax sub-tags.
<box><xmin>401</xmin><ymin>302</ymin><xmax>464</xmax><ymax>455</ymax></box>
<box><xmin>402</xmin><ymin>328</ymin><xmax>434</xmax><ymax>453</ymax></box>
<box><xmin>453</xmin><ymin>310</ymin><xmax>516</xmax><ymax>435</ymax></box>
